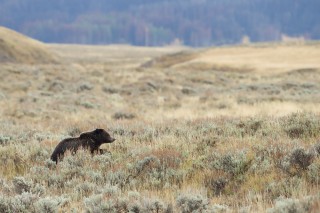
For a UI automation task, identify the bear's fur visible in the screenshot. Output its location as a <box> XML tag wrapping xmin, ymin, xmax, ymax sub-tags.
<box><xmin>50</xmin><ymin>129</ymin><xmax>115</xmax><ymax>163</ymax></box>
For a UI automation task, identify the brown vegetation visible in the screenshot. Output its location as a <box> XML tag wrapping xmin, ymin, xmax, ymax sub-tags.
<box><xmin>0</xmin><ymin>40</ymin><xmax>320</xmax><ymax>212</ymax></box>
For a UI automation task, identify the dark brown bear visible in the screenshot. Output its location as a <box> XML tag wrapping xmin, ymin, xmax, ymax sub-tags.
<box><xmin>51</xmin><ymin>129</ymin><xmax>115</xmax><ymax>163</ymax></box>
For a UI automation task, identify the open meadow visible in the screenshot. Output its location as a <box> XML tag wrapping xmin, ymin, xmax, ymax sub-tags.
<box><xmin>1</xmin><ymin>31</ymin><xmax>320</xmax><ymax>212</ymax></box>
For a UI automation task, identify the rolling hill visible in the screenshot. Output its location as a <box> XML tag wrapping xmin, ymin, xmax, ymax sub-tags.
<box><xmin>0</xmin><ymin>26</ymin><xmax>59</xmax><ymax>64</ymax></box>
<box><xmin>142</xmin><ymin>43</ymin><xmax>320</xmax><ymax>74</ymax></box>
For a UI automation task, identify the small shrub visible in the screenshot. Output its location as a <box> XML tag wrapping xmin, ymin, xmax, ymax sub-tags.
<box><xmin>47</xmin><ymin>173</ymin><xmax>65</xmax><ymax>188</ymax></box>
<box><xmin>59</xmin><ymin>150</ymin><xmax>91</xmax><ymax>179</ymax></box>
<box><xmin>107</xmin><ymin>170</ymin><xmax>129</xmax><ymax>189</ymax></box>
<box><xmin>129</xmin><ymin>202</ymin><xmax>142</xmax><ymax>213</ymax></box>
<box><xmin>77</xmin><ymin>82</ymin><xmax>93</xmax><ymax>92</ymax></box>
<box><xmin>0</xmin><ymin>135</ymin><xmax>11</xmax><ymax>145</ymax></box>
<box><xmin>195</xmin><ymin>136</ymin><xmax>217</xmax><ymax>155</ymax></box>
<box><xmin>102</xmin><ymin>87</ymin><xmax>119</xmax><ymax>94</ymax></box>
<box><xmin>128</xmin><ymin>154</ymin><xmax>184</xmax><ymax>189</ymax></box>
<box><xmin>210</xmin><ymin>204</ymin><xmax>228</xmax><ymax>212</ymax></box>
<box><xmin>289</xmin><ymin>148</ymin><xmax>314</xmax><ymax>171</ymax></box>
<box><xmin>112</xmin><ymin>112</ymin><xmax>136</xmax><ymax>120</ymax></box>
<box><xmin>267</xmin><ymin>197</ymin><xmax>313</xmax><ymax>213</ymax></box>
<box><xmin>307</xmin><ymin>159</ymin><xmax>320</xmax><ymax>184</ymax></box>
<box><xmin>0</xmin><ymin>178</ymin><xmax>12</xmax><ymax>194</ymax></box>
<box><xmin>236</xmin><ymin>119</ymin><xmax>263</xmax><ymax>136</ymax></box>
<box><xmin>125</xmin><ymin>156</ymin><xmax>161</xmax><ymax>187</ymax></box>
<box><xmin>84</xmin><ymin>194</ymin><xmax>132</xmax><ymax>213</ymax></box>
<box><xmin>176</xmin><ymin>194</ymin><xmax>208</xmax><ymax>213</ymax></box>
<box><xmin>280</xmin><ymin>148</ymin><xmax>314</xmax><ymax>176</ymax></box>
<box><xmin>0</xmin><ymin>195</ymin><xmax>10</xmax><ymax>213</ymax></box>
<box><xmin>11</xmin><ymin>192</ymin><xmax>38</xmax><ymax>212</ymax></box>
<box><xmin>30</xmin><ymin>165</ymin><xmax>51</xmax><ymax>183</ymax></box>
<box><xmin>35</xmin><ymin>196</ymin><xmax>69</xmax><ymax>213</ymax></box>
<box><xmin>79</xmin><ymin>101</ymin><xmax>96</xmax><ymax>109</ymax></box>
<box><xmin>0</xmin><ymin>145</ymin><xmax>27</xmax><ymax>178</ymax></box>
<box><xmin>44</xmin><ymin>159</ymin><xmax>57</xmax><ymax>169</ymax></box>
<box><xmin>313</xmin><ymin>142</ymin><xmax>320</xmax><ymax>156</ymax></box>
<box><xmin>101</xmin><ymin>184</ymin><xmax>120</xmax><ymax>197</ymax></box>
<box><xmin>32</xmin><ymin>183</ymin><xmax>46</xmax><ymax>196</ymax></box>
<box><xmin>115</xmin><ymin>198</ymin><xmax>130</xmax><ymax>212</ymax></box>
<box><xmin>13</xmin><ymin>176</ymin><xmax>33</xmax><ymax>194</ymax></box>
<box><xmin>84</xmin><ymin>194</ymin><xmax>103</xmax><ymax>213</ymax></box>
<box><xmin>87</xmin><ymin>171</ymin><xmax>104</xmax><ymax>184</ymax></box>
<box><xmin>282</xmin><ymin>113</ymin><xmax>320</xmax><ymax>139</ymax></box>
<box><xmin>75</xmin><ymin>182</ymin><xmax>97</xmax><ymax>198</ymax></box>
<box><xmin>48</xmin><ymin>81</ymin><xmax>64</xmax><ymax>92</ymax></box>
<box><xmin>266</xmin><ymin>178</ymin><xmax>301</xmax><ymax>199</ymax></box>
<box><xmin>211</xmin><ymin>151</ymin><xmax>253</xmax><ymax>179</ymax></box>
<box><xmin>143</xmin><ymin>198</ymin><xmax>166</xmax><ymax>213</ymax></box>
<box><xmin>181</xmin><ymin>87</ymin><xmax>196</xmax><ymax>95</ymax></box>
<box><xmin>0</xmin><ymin>192</ymin><xmax>38</xmax><ymax>213</ymax></box>
<box><xmin>205</xmin><ymin>177</ymin><xmax>228</xmax><ymax>196</ymax></box>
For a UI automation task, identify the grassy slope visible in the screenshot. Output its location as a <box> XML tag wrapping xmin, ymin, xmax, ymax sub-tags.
<box><xmin>145</xmin><ymin>42</ymin><xmax>320</xmax><ymax>75</ymax></box>
<box><xmin>0</xmin><ymin>42</ymin><xmax>320</xmax><ymax>212</ymax></box>
<box><xmin>0</xmin><ymin>26</ymin><xmax>59</xmax><ymax>63</ymax></box>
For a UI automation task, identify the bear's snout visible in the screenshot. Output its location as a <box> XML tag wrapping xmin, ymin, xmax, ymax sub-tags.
<box><xmin>109</xmin><ymin>138</ymin><xmax>116</xmax><ymax>142</ymax></box>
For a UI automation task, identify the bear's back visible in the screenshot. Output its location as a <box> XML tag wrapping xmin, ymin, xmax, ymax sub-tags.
<box><xmin>50</xmin><ymin>137</ymin><xmax>94</xmax><ymax>162</ymax></box>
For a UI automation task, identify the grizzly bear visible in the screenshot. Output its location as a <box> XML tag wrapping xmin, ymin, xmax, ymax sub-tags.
<box><xmin>50</xmin><ymin>129</ymin><xmax>115</xmax><ymax>163</ymax></box>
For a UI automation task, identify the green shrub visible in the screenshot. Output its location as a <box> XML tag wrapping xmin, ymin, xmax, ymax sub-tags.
<box><xmin>307</xmin><ymin>159</ymin><xmax>320</xmax><ymax>184</ymax></box>
<box><xmin>35</xmin><ymin>196</ymin><xmax>69</xmax><ymax>213</ymax></box>
<box><xmin>267</xmin><ymin>197</ymin><xmax>314</xmax><ymax>213</ymax></box>
<box><xmin>289</xmin><ymin>148</ymin><xmax>314</xmax><ymax>171</ymax></box>
<box><xmin>176</xmin><ymin>194</ymin><xmax>208</xmax><ymax>213</ymax></box>
<box><xmin>0</xmin><ymin>135</ymin><xmax>11</xmax><ymax>145</ymax></box>
<box><xmin>13</xmin><ymin>176</ymin><xmax>33</xmax><ymax>194</ymax></box>
<box><xmin>280</xmin><ymin>147</ymin><xmax>314</xmax><ymax>176</ymax></box>
<box><xmin>205</xmin><ymin>177</ymin><xmax>228</xmax><ymax>196</ymax></box>
<box><xmin>211</xmin><ymin>151</ymin><xmax>252</xmax><ymax>178</ymax></box>
<box><xmin>281</xmin><ymin>113</ymin><xmax>320</xmax><ymax>139</ymax></box>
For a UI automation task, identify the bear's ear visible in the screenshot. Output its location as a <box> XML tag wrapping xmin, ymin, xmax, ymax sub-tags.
<box><xmin>94</xmin><ymin>129</ymin><xmax>104</xmax><ymax>134</ymax></box>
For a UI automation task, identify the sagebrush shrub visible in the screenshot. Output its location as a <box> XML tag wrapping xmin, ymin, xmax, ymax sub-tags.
<box><xmin>212</xmin><ymin>151</ymin><xmax>252</xmax><ymax>178</ymax></box>
<box><xmin>289</xmin><ymin>148</ymin><xmax>314</xmax><ymax>171</ymax></box>
<box><xmin>75</xmin><ymin>182</ymin><xmax>97</xmax><ymax>198</ymax></box>
<box><xmin>12</xmin><ymin>176</ymin><xmax>33</xmax><ymax>194</ymax></box>
<box><xmin>112</xmin><ymin>112</ymin><xmax>136</xmax><ymax>120</ymax></box>
<box><xmin>267</xmin><ymin>197</ymin><xmax>314</xmax><ymax>213</ymax></box>
<box><xmin>236</xmin><ymin>118</ymin><xmax>263</xmax><ymax>136</ymax></box>
<box><xmin>282</xmin><ymin>113</ymin><xmax>320</xmax><ymax>139</ymax></box>
<box><xmin>143</xmin><ymin>198</ymin><xmax>166</xmax><ymax>213</ymax></box>
<box><xmin>266</xmin><ymin>178</ymin><xmax>301</xmax><ymax>200</ymax></box>
<box><xmin>307</xmin><ymin>159</ymin><xmax>320</xmax><ymax>184</ymax></box>
<box><xmin>176</xmin><ymin>194</ymin><xmax>208</xmax><ymax>213</ymax></box>
<box><xmin>205</xmin><ymin>177</ymin><xmax>228</xmax><ymax>196</ymax></box>
<box><xmin>0</xmin><ymin>195</ymin><xmax>10</xmax><ymax>213</ymax></box>
<box><xmin>280</xmin><ymin>147</ymin><xmax>314</xmax><ymax>176</ymax></box>
<box><xmin>35</xmin><ymin>196</ymin><xmax>69</xmax><ymax>213</ymax></box>
<box><xmin>0</xmin><ymin>135</ymin><xmax>11</xmax><ymax>145</ymax></box>
<box><xmin>313</xmin><ymin>142</ymin><xmax>320</xmax><ymax>156</ymax></box>
<box><xmin>1</xmin><ymin>113</ymin><xmax>320</xmax><ymax>211</ymax></box>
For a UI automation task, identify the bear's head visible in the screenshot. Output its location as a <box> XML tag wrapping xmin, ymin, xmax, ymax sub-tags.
<box><xmin>80</xmin><ymin>129</ymin><xmax>115</xmax><ymax>144</ymax></box>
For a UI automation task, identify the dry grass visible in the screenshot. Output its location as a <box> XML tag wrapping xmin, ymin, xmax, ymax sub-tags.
<box><xmin>0</xmin><ymin>26</ymin><xmax>59</xmax><ymax>63</ymax></box>
<box><xmin>0</xmin><ymin>39</ymin><xmax>320</xmax><ymax>212</ymax></box>
<box><xmin>144</xmin><ymin>42</ymin><xmax>320</xmax><ymax>75</ymax></box>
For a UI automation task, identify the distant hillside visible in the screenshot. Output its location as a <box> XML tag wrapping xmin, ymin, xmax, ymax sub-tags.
<box><xmin>0</xmin><ymin>26</ymin><xmax>58</xmax><ymax>63</ymax></box>
<box><xmin>142</xmin><ymin>43</ymin><xmax>320</xmax><ymax>74</ymax></box>
<box><xmin>0</xmin><ymin>0</ymin><xmax>319</xmax><ymax>46</ymax></box>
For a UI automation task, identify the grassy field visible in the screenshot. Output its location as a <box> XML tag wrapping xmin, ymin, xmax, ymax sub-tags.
<box><xmin>1</xmin><ymin>41</ymin><xmax>320</xmax><ymax>212</ymax></box>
